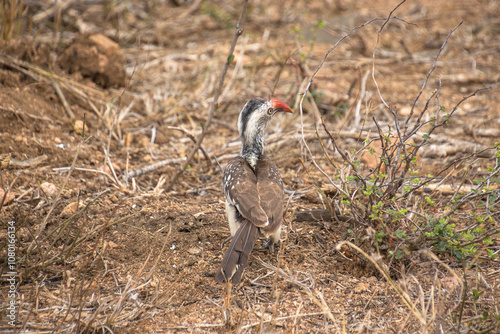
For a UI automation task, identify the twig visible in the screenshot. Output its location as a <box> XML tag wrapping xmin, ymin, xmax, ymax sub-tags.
<box><xmin>352</xmin><ymin>69</ymin><xmax>370</xmax><ymax>128</ymax></box>
<box><xmin>0</xmin><ymin>177</ymin><xmax>18</xmax><ymax>212</ymax></box>
<box><xmin>239</xmin><ymin>312</ymin><xmax>327</xmax><ymax>331</ymax></box>
<box><xmin>0</xmin><ymin>105</ymin><xmax>54</xmax><ymax>122</ymax></box>
<box><xmin>404</xmin><ymin>22</ymin><xmax>464</xmax><ymax>136</ymax></box>
<box><xmin>10</xmin><ymin>155</ymin><xmax>48</xmax><ymax>168</ymax></box>
<box><xmin>167</xmin><ymin>126</ymin><xmax>211</xmax><ymax>164</ymax></box>
<box><xmin>370</xmin><ymin>0</ymin><xmax>410</xmax><ymax>183</ymax></box>
<box><xmin>297</xmin><ymin>14</ymin><xmax>405</xmax><ymax>197</ymax></box>
<box><xmin>321</xmin><ymin>118</ymin><xmax>366</xmax><ymax>190</ymax></box>
<box><xmin>51</xmin><ymin>78</ymin><xmax>75</xmax><ymax>119</ymax></box>
<box><xmin>53</xmin><ymin>167</ymin><xmax>115</xmax><ymax>182</ymax></box>
<box><xmin>32</xmin><ymin>0</ymin><xmax>77</xmax><ymax>24</ymax></box>
<box><xmin>126</xmin><ymin>157</ymin><xmax>187</xmax><ymax>180</ymax></box>
<box><xmin>164</xmin><ymin>0</ymin><xmax>248</xmax><ymax>191</ymax></box>
<box><xmin>104</xmin><ymin>147</ymin><xmax>127</xmax><ymax>192</ymax></box>
<box><xmin>371</xmin><ymin>0</ymin><xmax>407</xmax><ymax>111</ymax></box>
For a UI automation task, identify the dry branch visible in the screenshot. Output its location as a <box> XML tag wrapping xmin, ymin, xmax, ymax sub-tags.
<box><xmin>0</xmin><ymin>105</ymin><xmax>54</xmax><ymax>122</ymax></box>
<box><xmin>9</xmin><ymin>155</ymin><xmax>48</xmax><ymax>168</ymax></box>
<box><xmin>296</xmin><ymin>12</ymin><xmax>412</xmax><ymax>195</ymax></box>
<box><xmin>167</xmin><ymin>126</ymin><xmax>211</xmax><ymax>163</ymax></box>
<box><xmin>32</xmin><ymin>0</ymin><xmax>77</xmax><ymax>24</ymax></box>
<box><xmin>51</xmin><ymin>78</ymin><xmax>75</xmax><ymax>119</ymax></box>
<box><xmin>125</xmin><ymin>157</ymin><xmax>187</xmax><ymax>180</ymax></box>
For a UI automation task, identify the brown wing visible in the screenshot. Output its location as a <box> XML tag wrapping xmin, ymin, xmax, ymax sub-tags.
<box><xmin>255</xmin><ymin>156</ymin><xmax>284</xmax><ymax>235</ymax></box>
<box><xmin>222</xmin><ymin>156</ymin><xmax>269</xmax><ymax>227</ymax></box>
<box><xmin>218</xmin><ymin>155</ymin><xmax>284</xmax><ymax>283</ymax></box>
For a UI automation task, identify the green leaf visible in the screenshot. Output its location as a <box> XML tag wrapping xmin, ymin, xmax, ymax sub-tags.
<box><xmin>316</xmin><ymin>20</ymin><xmax>326</xmax><ymax>28</ymax></box>
<box><xmin>483</xmin><ymin>236</ymin><xmax>493</xmax><ymax>245</ymax></box>
<box><xmin>472</xmin><ymin>288</ymin><xmax>480</xmax><ymax>300</ymax></box>
<box><xmin>227</xmin><ymin>54</ymin><xmax>234</xmax><ymax>63</ymax></box>
<box><xmin>486</xmin><ymin>249</ymin><xmax>497</xmax><ymax>259</ymax></box>
<box><xmin>394</xmin><ymin>230</ymin><xmax>407</xmax><ymax>239</ymax></box>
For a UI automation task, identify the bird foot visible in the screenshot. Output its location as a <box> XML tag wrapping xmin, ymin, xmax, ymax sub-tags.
<box><xmin>262</xmin><ymin>240</ymin><xmax>278</xmax><ymax>253</ymax></box>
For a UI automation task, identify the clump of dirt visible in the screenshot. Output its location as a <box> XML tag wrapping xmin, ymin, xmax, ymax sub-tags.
<box><xmin>58</xmin><ymin>33</ymin><xmax>126</xmax><ymax>88</ymax></box>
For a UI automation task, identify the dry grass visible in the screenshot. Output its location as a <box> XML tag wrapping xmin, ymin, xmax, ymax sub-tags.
<box><xmin>0</xmin><ymin>0</ymin><xmax>25</xmax><ymax>41</ymax></box>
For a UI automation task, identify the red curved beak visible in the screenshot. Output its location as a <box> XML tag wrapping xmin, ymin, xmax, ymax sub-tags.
<box><xmin>270</xmin><ymin>99</ymin><xmax>293</xmax><ymax>114</ymax></box>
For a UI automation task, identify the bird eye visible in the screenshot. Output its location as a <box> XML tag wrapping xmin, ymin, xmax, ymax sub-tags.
<box><xmin>267</xmin><ymin>108</ymin><xmax>273</xmax><ymax>115</ymax></box>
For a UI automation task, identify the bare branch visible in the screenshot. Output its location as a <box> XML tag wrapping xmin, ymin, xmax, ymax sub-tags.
<box><xmin>403</xmin><ymin>21</ymin><xmax>463</xmax><ymax>136</ymax></box>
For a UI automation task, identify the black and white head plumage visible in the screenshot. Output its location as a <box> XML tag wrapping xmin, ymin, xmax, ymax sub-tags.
<box><xmin>237</xmin><ymin>98</ymin><xmax>293</xmax><ymax>168</ymax></box>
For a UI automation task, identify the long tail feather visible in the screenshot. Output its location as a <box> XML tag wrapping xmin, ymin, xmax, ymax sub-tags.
<box><xmin>216</xmin><ymin>220</ymin><xmax>258</xmax><ymax>283</ymax></box>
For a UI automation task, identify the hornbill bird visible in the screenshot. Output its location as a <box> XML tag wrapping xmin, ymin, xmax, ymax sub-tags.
<box><xmin>216</xmin><ymin>97</ymin><xmax>293</xmax><ymax>283</ymax></box>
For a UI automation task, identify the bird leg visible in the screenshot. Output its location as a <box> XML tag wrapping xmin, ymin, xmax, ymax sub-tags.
<box><xmin>260</xmin><ymin>239</ymin><xmax>279</xmax><ymax>253</ymax></box>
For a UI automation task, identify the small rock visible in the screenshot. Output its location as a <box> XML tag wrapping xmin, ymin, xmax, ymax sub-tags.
<box><xmin>354</xmin><ymin>282</ymin><xmax>370</xmax><ymax>293</ymax></box>
<box><xmin>60</xmin><ymin>201</ymin><xmax>82</xmax><ymax>217</ymax></box>
<box><xmin>441</xmin><ymin>276</ymin><xmax>460</xmax><ymax>291</ymax></box>
<box><xmin>187</xmin><ymin>247</ymin><xmax>201</xmax><ymax>255</ymax></box>
<box><xmin>108</xmin><ymin>241</ymin><xmax>119</xmax><ymax>249</ymax></box>
<box><xmin>40</xmin><ymin>182</ymin><xmax>58</xmax><ymax>197</ymax></box>
<box><xmin>74</xmin><ymin>120</ymin><xmax>89</xmax><ymax>136</ymax></box>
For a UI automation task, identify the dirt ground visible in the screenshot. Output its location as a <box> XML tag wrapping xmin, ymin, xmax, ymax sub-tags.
<box><xmin>1</xmin><ymin>0</ymin><xmax>499</xmax><ymax>333</ymax></box>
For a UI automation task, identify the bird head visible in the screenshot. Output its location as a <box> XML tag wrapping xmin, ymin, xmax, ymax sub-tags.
<box><xmin>237</xmin><ymin>98</ymin><xmax>293</xmax><ymax>167</ymax></box>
